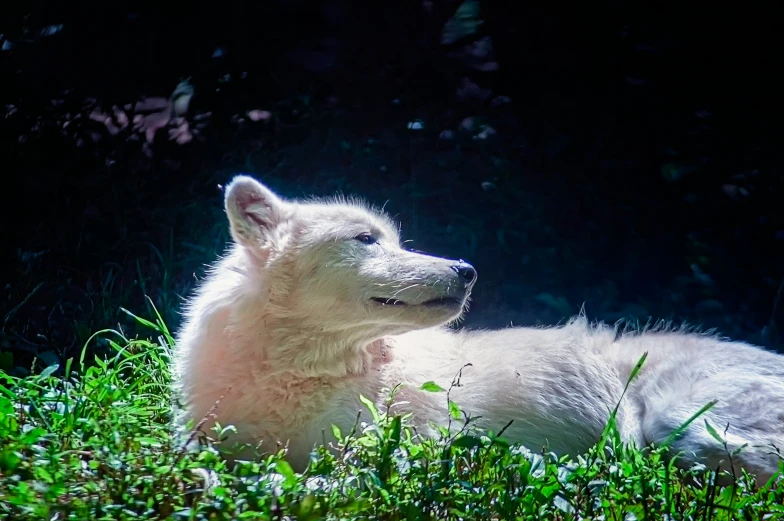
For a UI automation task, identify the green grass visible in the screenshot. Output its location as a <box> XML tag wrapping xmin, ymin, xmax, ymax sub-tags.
<box><xmin>1</xmin><ymin>309</ymin><xmax>782</xmax><ymax>520</ymax></box>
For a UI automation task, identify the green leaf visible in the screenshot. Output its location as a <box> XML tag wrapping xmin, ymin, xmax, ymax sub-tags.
<box><xmin>331</xmin><ymin>424</ymin><xmax>342</xmax><ymax>440</ymax></box>
<box><xmin>120</xmin><ymin>307</ymin><xmax>161</xmax><ymax>332</ymax></box>
<box><xmin>450</xmin><ymin>435</ymin><xmax>483</xmax><ymax>450</ymax></box>
<box><xmin>419</xmin><ymin>381</ymin><xmax>445</xmax><ymax>393</ymax></box>
<box><xmin>389</xmin><ymin>415</ymin><xmax>401</xmax><ymax>447</ymax></box>
<box><xmin>662</xmin><ymin>400</ymin><xmax>717</xmax><ymax>447</ymax></box>
<box><xmin>275</xmin><ymin>459</ymin><xmax>298</xmax><ymax>487</ymax></box>
<box><xmin>358</xmin><ymin>394</ymin><xmax>380</xmax><ymax>424</ymax></box>
<box><xmin>448</xmin><ymin>400</ymin><xmax>461</xmax><ymax>420</ymax></box>
<box><xmin>731</xmin><ymin>443</ymin><xmax>749</xmax><ymax>456</ymax></box>
<box><xmin>704</xmin><ymin>419</ymin><xmax>724</xmax><ymax>444</ymax></box>
<box><xmin>627</xmin><ymin>351</ymin><xmax>648</xmax><ymax>385</ymax></box>
<box><xmin>0</xmin><ymin>449</ymin><xmax>21</xmax><ymax>471</ymax></box>
<box><xmin>19</xmin><ymin>427</ymin><xmax>46</xmax><ymax>445</ymax></box>
<box><xmin>137</xmin><ymin>437</ymin><xmax>162</xmax><ymax>448</ymax></box>
<box><xmin>39</xmin><ymin>364</ymin><xmax>59</xmax><ymax>378</ymax></box>
<box><xmin>297</xmin><ymin>494</ymin><xmax>318</xmax><ymax>518</ymax></box>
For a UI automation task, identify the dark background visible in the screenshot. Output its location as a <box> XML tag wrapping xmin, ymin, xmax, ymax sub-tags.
<box><xmin>2</xmin><ymin>1</ymin><xmax>782</xmax><ymax>374</ymax></box>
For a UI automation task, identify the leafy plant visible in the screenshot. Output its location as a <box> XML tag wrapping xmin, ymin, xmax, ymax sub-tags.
<box><xmin>1</xmin><ymin>311</ymin><xmax>782</xmax><ymax>520</ymax></box>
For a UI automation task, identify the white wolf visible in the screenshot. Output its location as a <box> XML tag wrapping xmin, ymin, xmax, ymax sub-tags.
<box><xmin>174</xmin><ymin>174</ymin><xmax>784</xmax><ymax>484</ymax></box>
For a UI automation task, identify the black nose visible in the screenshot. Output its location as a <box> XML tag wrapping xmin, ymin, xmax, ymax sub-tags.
<box><xmin>451</xmin><ymin>262</ymin><xmax>477</xmax><ymax>285</ymax></box>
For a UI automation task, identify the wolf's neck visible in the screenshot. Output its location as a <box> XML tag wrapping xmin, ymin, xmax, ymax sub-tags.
<box><xmin>261</xmin><ymin>318</ymin><xmax>387</xmax><ymax>378</ymax></box>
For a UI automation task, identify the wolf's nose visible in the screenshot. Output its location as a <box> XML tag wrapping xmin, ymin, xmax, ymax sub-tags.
<box><xmin>451</xmin><ymin>262</ymin><xmax>477</xmax><ymax>285</ymax></box>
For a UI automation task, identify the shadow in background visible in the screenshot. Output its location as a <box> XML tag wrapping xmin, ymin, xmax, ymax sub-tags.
<box><xmin>1</xmin><ymin>1</ymin><xmax>782</xmax><ymax>373</ymax></box>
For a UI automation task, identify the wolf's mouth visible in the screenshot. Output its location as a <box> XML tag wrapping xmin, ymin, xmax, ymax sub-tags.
<box><xmin>371</xmin><ymin>297</ymin><xmax>406</xmax><ymax>306</ymax></box>
<box><xmin>370</xmin><ymin>296</ymin><xmax>463</xmax><ymax>307</ymax></box>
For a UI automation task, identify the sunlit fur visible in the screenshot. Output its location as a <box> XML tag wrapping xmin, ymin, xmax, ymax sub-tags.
<box><xmin>174</xmin><ymin>175</ymin><xmax>784</xmax><ymax>484</ymax></box>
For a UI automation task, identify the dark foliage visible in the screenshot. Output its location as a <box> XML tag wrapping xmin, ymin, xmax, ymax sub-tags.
<box><xmin>1</xmin><ymin>1</ymin><xmax>782</xmax><ymax>376</ymax></box>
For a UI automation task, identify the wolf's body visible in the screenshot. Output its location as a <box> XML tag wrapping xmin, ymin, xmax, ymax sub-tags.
<box><xmin>174</xmin><ymin>175</ymin><xmax>784</xmax><ymax>483</ymax></box>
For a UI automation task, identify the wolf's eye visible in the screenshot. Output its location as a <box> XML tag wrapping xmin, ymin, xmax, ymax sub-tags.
<box><xmin>354</xmin><ymin>233</ymin><xmax>378</xmax><ymax>245</ymax></box>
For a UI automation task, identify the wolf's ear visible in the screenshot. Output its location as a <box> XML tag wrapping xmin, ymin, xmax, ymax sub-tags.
<box><xmin>224</xmin><ymin>175</ymin><xmax>288</xmax><ymax>252</ymax></box>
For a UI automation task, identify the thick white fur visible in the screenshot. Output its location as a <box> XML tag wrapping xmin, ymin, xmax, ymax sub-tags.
<box><xmin>174</xmin><ymin>175</ymin><xmax>784</xmax><ymax>484</ymax></box>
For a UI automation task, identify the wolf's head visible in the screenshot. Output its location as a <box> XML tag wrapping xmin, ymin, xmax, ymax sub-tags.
<box><xmin>223</xmin><ymin>175</ymin><xmax>476</xmax><ymax>342</ymax></box>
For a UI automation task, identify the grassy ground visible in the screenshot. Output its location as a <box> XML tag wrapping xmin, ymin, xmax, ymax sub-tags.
<box><xmin>2</xmin><ymin>308</ymin><xmax>783</xmax><ymax>520</ymax></box>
